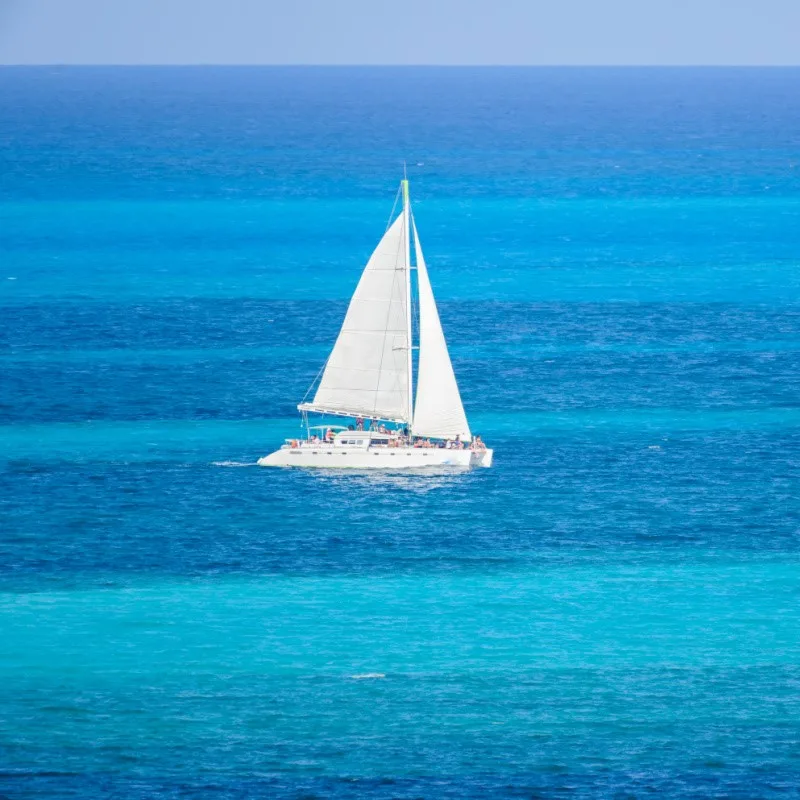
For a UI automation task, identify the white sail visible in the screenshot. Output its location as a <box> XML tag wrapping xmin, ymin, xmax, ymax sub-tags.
<box><xmin>411</xmin><ymin>219</ymin><xmax>471</xmax><ymax>440</ymax></box>
<box><xmin>303</xmin><ymin>212</ymin><xmax>411</xmax><ymax>422</ymax></box>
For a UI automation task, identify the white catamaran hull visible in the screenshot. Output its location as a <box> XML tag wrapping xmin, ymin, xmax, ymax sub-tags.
<box><xmin>258</xmin><ymin>447</ymin><xmax>493</xmax><ymax>469</ymax></box>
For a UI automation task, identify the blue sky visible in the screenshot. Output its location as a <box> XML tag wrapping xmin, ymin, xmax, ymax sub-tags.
<box><xmin>1</xmin><ymin>0</ymin><xmax>798</xmax><ymax>65</ymax></box>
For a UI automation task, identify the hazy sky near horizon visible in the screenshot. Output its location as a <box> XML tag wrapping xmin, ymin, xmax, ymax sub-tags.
<box><xmin>1</xmin><ymin>0</ymin><xmax>798</xmax><ymax>66</ymax></box>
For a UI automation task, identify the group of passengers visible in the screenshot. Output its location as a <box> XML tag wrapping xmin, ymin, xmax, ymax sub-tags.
<box><xmin>411</xmin><ymin>433</ymin><xmax>486</xmax><ymax>450</ymax></box>
<box><xmin>293</xmin><ymin>425</ymin><xmax>486</xmax><ymax>451</ymax></box>
<box><xmin>354</xmin><ymin>417</ymin><xmax>392</xmax><ymax>434</ymax></box>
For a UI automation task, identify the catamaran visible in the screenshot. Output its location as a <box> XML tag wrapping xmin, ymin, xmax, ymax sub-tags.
<box><xmin>258</xmin><ymin>178</ymin><xmax>492</xmax><ymax>469</ymax></box>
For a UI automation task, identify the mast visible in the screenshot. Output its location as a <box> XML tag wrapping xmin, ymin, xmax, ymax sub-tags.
<box><xmin>402</xmin><ymin>174</ymin><xmax>413</xmax><ymax>435</ymax></box>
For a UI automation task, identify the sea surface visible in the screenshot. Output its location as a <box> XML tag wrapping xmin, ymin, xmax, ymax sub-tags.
<box><xmin>1</xmin><ymin>67</ymin><xmax>800</xmax><ymax>798</ymax></box>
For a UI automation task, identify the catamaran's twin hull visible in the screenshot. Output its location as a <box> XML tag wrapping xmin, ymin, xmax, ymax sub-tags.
<box><xmin>257</xmin><ymin>447</ymin><xmax>493</xmax><ymax>469</ymax></box>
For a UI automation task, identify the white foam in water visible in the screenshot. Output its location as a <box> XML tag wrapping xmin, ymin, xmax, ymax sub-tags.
<box><xmin>350</xmin><ymin>673</ymin><xmax>386</xmax><ymax>680</ymax></box>
<box><xmin>212</xmin><ymin>461</ymin><xmax>258</xmax><ymax>467</ymax></box>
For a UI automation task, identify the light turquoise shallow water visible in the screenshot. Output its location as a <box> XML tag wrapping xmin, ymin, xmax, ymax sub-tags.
<box><xmin>3</xmin><ymin>567</ymin><xmax>800</xmax><ymax>786</ymax></box>
<box><xmin>4</xmin><ymin>197</ymin><xmax>800</xmax><ymax>302</ymax></box>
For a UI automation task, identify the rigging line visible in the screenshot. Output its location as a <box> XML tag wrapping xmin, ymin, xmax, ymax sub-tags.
<box><xmin>301</xmin><ymin>355</ymin><xmax>329</xmax><ymax>404</ymax></box>
<box><xmin>385</xmin><ymin>184</ymin><xmax>402</xmax><ymax>233</ymax></box>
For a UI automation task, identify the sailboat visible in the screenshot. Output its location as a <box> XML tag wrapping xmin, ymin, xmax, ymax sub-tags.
<box><xmin>258</xmin><ymin>178</ymin><xmax>493</xmax><ymax>469</ymax></box>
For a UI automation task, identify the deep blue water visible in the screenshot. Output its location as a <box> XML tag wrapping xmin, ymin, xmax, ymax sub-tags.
<box><xmin>1</xmin><ymin>67</ymin><xmax>800</xmax><ymax>798</ymax></box>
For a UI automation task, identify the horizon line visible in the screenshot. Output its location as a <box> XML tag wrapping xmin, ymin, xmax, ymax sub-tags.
<box><xmin>2</xmin><ymin>63</ymin><xmax>800</xmax><ymax>69</ymax></box>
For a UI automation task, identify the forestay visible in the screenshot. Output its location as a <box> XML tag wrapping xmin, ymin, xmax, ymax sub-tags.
<box><xmin>411</xmin><ymin>220</ymin><xmax>472</xmax><ymax>440</ymax></box>
<box><xmin>304</xmin><ymin>213</ymin><xmax>411</xmax><ymax>421</ymax></box>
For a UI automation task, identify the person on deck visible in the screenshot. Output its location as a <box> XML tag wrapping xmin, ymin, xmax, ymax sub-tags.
<box><xmin>356</xmin><ymin>417</ymin><xmax>364</xmax><ymax>431</ymax></box>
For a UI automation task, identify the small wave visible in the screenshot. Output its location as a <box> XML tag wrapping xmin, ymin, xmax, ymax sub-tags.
<box><xmin>212</xmin><ymin>460</ymin><xmax>258</xmax><ymax>467</ymax></box>
<box><xmin>350</xmin><ymin>673</ymin><xmax>386</xmax><ymax>680</ymax></box>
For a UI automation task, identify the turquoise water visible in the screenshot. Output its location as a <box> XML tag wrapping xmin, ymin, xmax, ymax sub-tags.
<box><xmin>1</xmin><ymin>67</ymin><xmax>800</xmax><ymax>797</ymax></box>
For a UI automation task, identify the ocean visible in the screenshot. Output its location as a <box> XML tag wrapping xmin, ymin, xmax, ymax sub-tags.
<box><xmin>1</xmin><ymin>66</ymin><xmax>799</xmax><ymax>798</ymax></box>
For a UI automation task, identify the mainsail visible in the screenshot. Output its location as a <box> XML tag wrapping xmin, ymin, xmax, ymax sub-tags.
<box><xmin>301</xmin><ymin>210</ymin><xmax>412</xmax><ymax>422</ymax></box>
<box><xmin>411</xmin><ymin>219</ymin><xmax>472</xmax><ymax>440</ymax></box>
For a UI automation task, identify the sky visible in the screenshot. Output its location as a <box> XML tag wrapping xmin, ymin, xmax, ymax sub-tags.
<box><xmin>0</xmin><ymin>0</ymin><xmax>798</xmax><ymax>66</ymax></box>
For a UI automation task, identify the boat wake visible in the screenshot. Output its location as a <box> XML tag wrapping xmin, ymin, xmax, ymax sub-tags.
<box><xmin>312</xmin><ymin>468</ymin><xmax>473</xmax><ymax>493</ymax></box>
<box><xmin>212</xmin><ymin>460</ymin><xmax>259</xmax><ymax>467</ymax></box>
